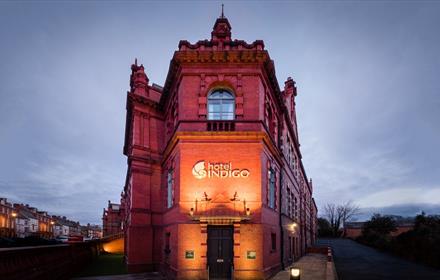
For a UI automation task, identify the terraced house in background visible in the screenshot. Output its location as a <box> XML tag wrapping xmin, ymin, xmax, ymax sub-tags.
<box><xmin>119</xmin><ymin>13</ymin><xmax>317</xmax><ymax>279</ymax></box>
<box><xmin>1</xmin><ymin>198</ymin><xmax>101</xmax><ymax>241</ymax></box>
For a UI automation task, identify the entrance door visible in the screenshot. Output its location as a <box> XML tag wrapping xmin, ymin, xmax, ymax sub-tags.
<box><xmin>208</xmin><ymin>226</ymin><xmax>233</xmax><ymax>279</ymax></box>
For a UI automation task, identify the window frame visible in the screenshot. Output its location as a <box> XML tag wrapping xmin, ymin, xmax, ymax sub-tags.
<box><xmin>287</xmin><ymin>187</ymin><xmax>292</xmax><ymax>218</ymax></box>
<box><xmin>268</xmin><ymin>167</ymin><xmax>276</xmax><ymax>209</ymax></box>
<box><xmin>167</xmin><ymin>169</ymin><xmax>174</xmax><ymax>208</ymax></box>
<box><xmin>271</xmin><ymin>232</ymin><xmax>277</xmax><ymax>252</ymax></box>
<box><xmin>207</xmin><ymin>89</ymin><xmax>235</xmax><ymax>120</ymax></box>
<box><xmin>165</xmin><ymin>232</ymin><xmax>171</xmax><ymax>255</ymax></box>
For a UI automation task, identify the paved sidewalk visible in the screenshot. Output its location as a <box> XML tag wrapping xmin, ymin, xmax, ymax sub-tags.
<box><xmin>71</xmin><ymin>272</ymin><xmax>164</xmax><ymax>280</ymax></box>
<box><xmin>73</xmin><ymin>254</ymin><xmax>327</xmax><ymax>280</ymax></box>
<box><xmin>271</xmin><ymin>253</ymin><xmax>327</xmax><ymax>280</ymax></box>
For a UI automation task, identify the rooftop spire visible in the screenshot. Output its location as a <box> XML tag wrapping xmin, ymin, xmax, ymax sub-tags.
<box><xmin>211</xmin><ymin>9</ymin><xmax>232</xmax><ymax>42</ymax></box>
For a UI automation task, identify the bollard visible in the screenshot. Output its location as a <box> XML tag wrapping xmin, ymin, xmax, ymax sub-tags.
<box><xmin>290</xmin><ymin>267</ymin><xmax>300</xmax><ymax>280</ymax></box>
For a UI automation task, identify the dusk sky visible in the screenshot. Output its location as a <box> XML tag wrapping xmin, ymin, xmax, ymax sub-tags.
<box><xmin>1</xmin><ymin>1</ymin><xmax>439</xmax><ymax>224</ymax></box>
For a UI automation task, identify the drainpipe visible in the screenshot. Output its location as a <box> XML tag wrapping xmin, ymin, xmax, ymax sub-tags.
<box><xmin>277</xmin><ymin>116</ymin><xmax>285</xmax><ymax>271</ymax></box>
<box><xmin>279</xmin><ymin>170</ymin><xmax>285</xmax><ymax>270</ymax></box>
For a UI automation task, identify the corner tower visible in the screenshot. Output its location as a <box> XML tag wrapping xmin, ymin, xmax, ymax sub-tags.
<box><xmin>122</xmin><ymin>60</ymin><xmax>164</xmax><ymax>272</ymax></box>
<box><xmin>121</xmin><ymin>14</ymin><xmax>317</xmax><ymax>279</ymax></box>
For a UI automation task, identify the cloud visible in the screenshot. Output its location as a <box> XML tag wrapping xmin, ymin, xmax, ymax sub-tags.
<box><xmin>1</xmin><ymin>2</ymin><xmax>440</xmax><ymax>224</ymax></box>
<box><xmin>357</xmin><ymin>203</ymin><xmax>440</xmax><ymax>221</ymax></box>
<box><xmin>0</xmin><ymin>152</ymin><xmax>123</xmax><ymax>224</ymax></box>
<box><xmin>294</xmin><ymin>3</ymin><xmax>440</xmax><ymax>216</ymax></box>
<box><xmin>357</xmin><ymin>187</ymin><xmax>440</xmax><ymax>208</ymax></box>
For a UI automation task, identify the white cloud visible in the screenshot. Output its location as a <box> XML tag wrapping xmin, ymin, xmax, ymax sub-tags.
<box><xmin>1</xmin><ymin>2</ymin><xmax>440</xmax><ymax>223</ymax></box>
<box><xmin>0</xmin><ymin>152</ymin><xmax>124</xmax><ymax>224</ymax></box>
<box><xmin>357</xmin><ymin>186</ymin><xmax>440</xmax><ymax>208</ymax></box>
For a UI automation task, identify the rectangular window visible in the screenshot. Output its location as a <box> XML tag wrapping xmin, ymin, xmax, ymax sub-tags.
<box><xmin>271</xmin><ymin>233</ymin><xmax>276</xmax><ymax>251</ymax></box>
<box><xmin>294</xmin><ymin>197</ymin><xmax>298</xmax><ymax>219</ymax></box>
<box><xmin>289</xmin><ymin>237</ymin><xmax>293</xmax><ymax>259</ymax></box>
<box><xmin>167</xmin><ymin>170</ymin><xmax>174</xmax><ymax>208</ymax></box>
<box><xmin>291</xmin><ymin>151</ymin><xmax>295</xmax><ymax>169</ymax></box>
<box><xmin>287</xmin><ymin>188</ymin><xmax>291</xmax><ymax>217</ymax></box>
<box><xmin>268</xmin><ymin>168</ymin><xmax>276</xmax><ymax>209</ymax></box>
<box><xmin>279</xmin><ymin>134</ymin><xmax>284</xmax><ymax>152</ymax></box>
<box><xmin>165</xmin><ymin>232</ymin><xmax>171</xmax><ymax>254</ymax></box>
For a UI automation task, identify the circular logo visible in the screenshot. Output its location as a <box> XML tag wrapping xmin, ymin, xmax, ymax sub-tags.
<box><xmin>192</xmin><ymin>160</ymin><xmax>207</xmax><ymax>179</ymax></box>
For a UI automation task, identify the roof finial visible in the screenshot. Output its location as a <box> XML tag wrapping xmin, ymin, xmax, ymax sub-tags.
<box><xmin>221</xmin><ymin>3</ymin><xmax>224</xmax><ymax>18</ymax></box>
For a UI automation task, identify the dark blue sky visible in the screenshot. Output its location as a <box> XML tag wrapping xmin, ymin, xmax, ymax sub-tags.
<box><xmin>1</xmin><ymin>1</ymin><xmax>439</xmax><ymax>224</ymax></box>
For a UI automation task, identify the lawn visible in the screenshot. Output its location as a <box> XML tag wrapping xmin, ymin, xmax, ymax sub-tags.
<box><xmin>74</xmin><ymin>253</ymin><xmax>127</xmax><ymax>277</ymax></box>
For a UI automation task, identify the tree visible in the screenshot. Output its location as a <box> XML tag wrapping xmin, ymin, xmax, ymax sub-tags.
<box><xmin>392</xmin><ymin>213</ymin><xmax>440</xmax><ymax>268</ymax></box>
<box><xmin>323</xmin><ymin>201</ymin><xmax>360</xmax><ymax>237</ymax></box>
<box><xmin>317</xmin><ymin>217</ymin><xmax>333</xmax><ymax>237</ymax></box>
<box><xmin>323</xmin><ymin>203</ymin><xmax>340</xmax><ymax>236</ymax></box>
<box><xmin>359</xmin><ymin>214</ymin><xmax>397</xmax><ymax>249</ymax></box>
<box><xmin>362</xmin><ymin>214</ymin><xmax>397</xmax><ymax>235</ymax></box>
<box><xmin>339</xmin><ymin>201</ymin><xmax>360</xmax><ymax>229</ymax></box>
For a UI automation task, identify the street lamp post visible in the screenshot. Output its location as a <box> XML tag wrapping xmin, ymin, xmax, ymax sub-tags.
<box><xmin>10</xmin><ymin>212</ymin><xmax>18</xmax><ymax>237</ymax></box>
<box><xmin>50</xmin><ymin>221</ymin><xmax>55</xmax><ymax>237</ymax></box>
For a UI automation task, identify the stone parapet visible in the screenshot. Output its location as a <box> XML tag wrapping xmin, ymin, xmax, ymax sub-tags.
<box><xmin>0</xmin><ymin>242</ymin><xmax>101</xmax><ymax>280</ymax></box>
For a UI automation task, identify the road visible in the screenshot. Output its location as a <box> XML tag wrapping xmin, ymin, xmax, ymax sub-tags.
<box><xmin>318</xmin><ymin>238</ymin><xmax>440</xmax><ymax>280</ymax></box>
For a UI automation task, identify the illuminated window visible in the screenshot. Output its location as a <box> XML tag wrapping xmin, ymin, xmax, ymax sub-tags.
<box><xmin>207</xmin><ymin>90</ymin><xmax>235</xmax><ymax>120</ymax></box>
<box><xmin>167</xmin><ymin>169</ymin><xmax>174</xmax><ymax>208</ymax></box>
<box><xmin>268</xmin><ymin>168</ymin><xmax>276</xmax><ymax>209</ymax></box>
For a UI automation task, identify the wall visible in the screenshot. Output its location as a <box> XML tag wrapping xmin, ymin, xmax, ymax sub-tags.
<box><xmin>162</xmin><ymin>139</ymin><xmax>266</xmax><ymax>279</ymax></box>
<box><xmin>0</xmin><ymin>242</ymin><xmax>101</xmax><ymax>280</ymax></box>
<box><xmin>345</xmin><ymin>225</ymin><xmax>414</xmax><ymax>239</ymax></box>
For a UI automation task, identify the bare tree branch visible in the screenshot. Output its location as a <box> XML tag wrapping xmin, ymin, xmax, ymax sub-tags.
<box><xmin>323</xmin><ymin>201</ymin><xmax>360</xmax><ymax>237</ymax></box>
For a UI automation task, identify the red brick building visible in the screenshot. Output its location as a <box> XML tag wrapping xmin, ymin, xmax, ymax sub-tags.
<box><xmin>102</xmin><ymin>200</ymin><xmax>124</xmax><ymax>237</ymax></box>
<box><xmin>120</xmin><ymin>14</ymin><xmax>317</xmax><ymax>279</ymax></box>
<box><xmin>344</xmin><ymin>221</ymin><xmax>414</xmax><ymax>239</ymax></box>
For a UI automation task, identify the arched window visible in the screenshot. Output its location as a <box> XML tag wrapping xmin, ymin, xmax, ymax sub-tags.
<box><xmin>207</xmin><ymin>89</ymin><xmax>235</xmax><ymax>120</ymax></box>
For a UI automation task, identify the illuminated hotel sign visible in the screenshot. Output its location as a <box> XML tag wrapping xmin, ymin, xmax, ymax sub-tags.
<box><xmin>192</xmin><ymin>160</ymin><xmax>250</xmax><ymax>179</ymax></box>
